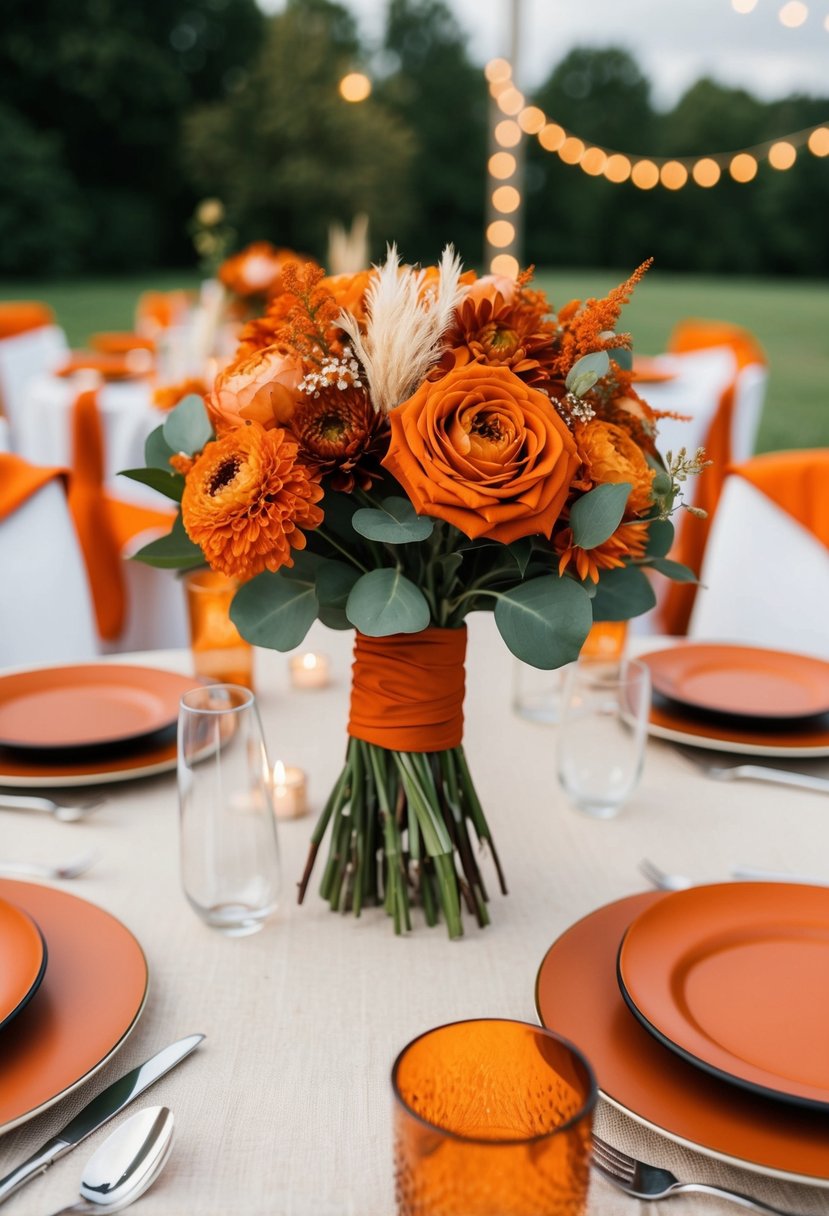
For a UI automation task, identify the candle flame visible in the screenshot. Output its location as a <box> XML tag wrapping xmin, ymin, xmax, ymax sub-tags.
<box><xmin>301</xmin><ymin>653</ymin><xmax>318</xmax><ymax>670</ymax></box>
<box><xmin>273</xmin><ymin>760</ymin><xmax>287</xmax><ymax>787</ymax></box>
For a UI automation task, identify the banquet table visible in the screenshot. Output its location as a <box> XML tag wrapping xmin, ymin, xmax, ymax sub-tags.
<box><xmin>1</xmin><ymin>615</ymin><xmax>829</xmax><ymax>1216</ymax></box>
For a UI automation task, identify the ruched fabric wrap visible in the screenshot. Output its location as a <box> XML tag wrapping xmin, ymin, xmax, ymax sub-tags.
<box><xmin>348</xmin><ymin>627</ymin><xmax>467</xmax><ymax>752</ymax></box>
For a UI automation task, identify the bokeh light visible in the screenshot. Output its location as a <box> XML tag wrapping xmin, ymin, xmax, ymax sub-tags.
<box><xmin>490</xmin><ymin>254</ymin><xmax>520</xmax><ymax>278</ymax></box>
<box><xmin>538</xmin><ymin>123</ymin><xmax>565</xmax><ymax>152</ymax></box>
<box><xmin>631</xmin><ymin>160</ymin><xmax>659</xmax><ymax>189</ymax></box>
<box><xmin>339</xmin><ymin>73</ymin><xmax>371</xmax><ymax>103</ymax></box>
<box><xmin>692</xmin><ymin>158</ymin><xmax>722</xmax><ymax>187</ymax></box>
<box><xmin>731</xmin><ymin>0</ymin><xmax>758</xmax><ymax>11</ymax></box>
<box><xmin>487</xmin><ymin>220</ymin><xmax>516</xmax><ymax>248</ymax></box>
<box><xmin>518</xmin><ymin>106</ymin><xmax>546</xmax><ymax>135</ymax></box>
<box><xmin>485</xmin><ymin>58</ymin><xmax>512</xmax><ymax>84</ymax></box>
<box><xmin>497</xmin><ymin>87</ymin><xmax>525</xmax><ymax>116</ymax></box>
<box><xmin>808</xmin><ymin>127</ymin><xmax>829</xmax><ymax>156</ymax></box>
<box><xmin>492</xmin><ymin>185</ymin><xmax>521</xmax><ymax>212</ymax></box>
<box><xmin>494</xmin><ymin>120</ymin><xmax>522</xmax><ymax>148</ymax></box>
<box><xmin>660</xmin><ymin>161</ymin><xmax>689</xmax><ymax>189</ymax></box>
<box><xmin>730</xmin><ymin>152</ymin><xmax>758</xmax><ymax>181</ymax></box>
<box><xmin>558</xmin><ymin>136</ymin><xmax>585</xmax><ymax>164</ymax></box>
<box><xmin>779</xmin><ymin>0</ymin><xmax>808</xmax><ymax>25</ymax></box>
<box><xmin>488</xmin><ymin>152</ymin><xmax>517</xmax><ymax>179</ymax></box>
<box><xmin>604</xmin><ymin>154</ymin><xmax>632</xmax><ymax>183</ymax></box>
<box><xmin>768</xmin><ymin>141</ymin><xmax>797</xmax><ymax>170</ymax></box>
<box><xmin>580</xmin><ymin>147</ymin><xmax>607</xmax><ymax>175</ymax></box>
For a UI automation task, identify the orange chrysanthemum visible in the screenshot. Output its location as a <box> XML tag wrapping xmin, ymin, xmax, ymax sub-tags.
<box><xmin>290</xmin><ymin>381</ymin><xmax>386</xmax><ymax>493</ymax></box>
<box><xmin>181</xmin><ymin>423</ymin><xmax>324</xmax><ymax>580</ymax></box>
<box><xmin>437</xmin><ymin>278</ymin><xmax>557</xmax><ymax>386</ymax></box>
<box><xmin>153</xmin><ymin>378</ymin><xmax>207</xmax><ymax>412</ymax></box>
<box><xmin>574</xmin><ymin>419</ymin><xmax>655</xmax><ymax>517</ymax></box>
<box><xmin>555</xmin><ymin>519</ymin><xmax>649</xmax><ymax>583</ymax></box>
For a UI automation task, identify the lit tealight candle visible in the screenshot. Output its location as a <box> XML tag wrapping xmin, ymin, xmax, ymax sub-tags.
<box><xmin>271</xmin><ymin>760</ymin><xmax>308</xmax><ymax>820</ymax></box>
<box><xmin>289</xmin><ymin>652</ymin><xmax>331</xmax><ymax>690</ymax></box>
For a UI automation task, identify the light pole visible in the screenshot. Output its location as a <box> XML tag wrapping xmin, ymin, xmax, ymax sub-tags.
<box><xmin>483</xmin><ymin>0</ymin><xmax>526</xmax><ymax>275</ymax></box>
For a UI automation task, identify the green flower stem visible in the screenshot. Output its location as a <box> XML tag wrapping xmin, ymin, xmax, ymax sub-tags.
<box><xmin>349</xmin><ymin>740</ymin><xmax>365</xmax><ymax>917</ymax></box>
<box><xmin>297</xmin><ymin>760</ymin><xmax>350</xmax><ymax>904</ymax></box>
<box><xmin>454</xmin><ymin>746</ymin><xmax>508</xmax><ymax>896</ymax></box>
<box><xmin>315</xmin><ymin>527</ymin><xmax>369</xmax><ymax>573</ymax></box>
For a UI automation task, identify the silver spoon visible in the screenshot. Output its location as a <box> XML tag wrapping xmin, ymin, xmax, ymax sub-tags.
<box><xmin>47</xmin><ymin>1106</ymin><xmax>174</xmax><ymax>1216</ymax></box>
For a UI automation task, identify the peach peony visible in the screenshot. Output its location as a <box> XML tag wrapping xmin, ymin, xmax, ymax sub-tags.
<box><xmin>181</xmin><ymin>423</ymin><xmax>323</xmax><ymax>580</ymax></box>
<box><xmin>574</xmin><ymin>419</ymin><xmax>655</xmax><ymax>517</ymax></box>
<box><xmin>383</xmin><ymin>363</ymin><xmax>580</xmax><ymax>544</ymax></box>
<box><xmin>207</xmin><ymin>344</ymin><xmax>305</xmax><ymax>432</ymax></box>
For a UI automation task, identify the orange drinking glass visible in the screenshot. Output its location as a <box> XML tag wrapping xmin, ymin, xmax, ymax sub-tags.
<box><xmin>392</xmin><ymin>1018</ymin><xmax>596</xmax><ymax>1216</ymax></box>
<box><xmin>184</xmin><ymin>569</ymin><xmax>254</xmax><ymax>690</ymax></box>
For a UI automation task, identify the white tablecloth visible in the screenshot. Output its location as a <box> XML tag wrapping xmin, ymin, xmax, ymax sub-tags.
<box><xmin>1</xmin><ymin>617</ymin><xmax>828</xmax><ymax>1215</ymax></box>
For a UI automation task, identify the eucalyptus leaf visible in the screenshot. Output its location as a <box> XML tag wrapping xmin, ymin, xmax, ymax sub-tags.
<box><xmin>352</xmin><ymin>497</ymin><xmax>434</xmax><ymax>544</ymax></box>
<box><xmin>506</xmin><ymin>537</ymin><xmax>533</xmax><ymax>577</ymax></box>
<box><xmin>591</xmin><ymin>565</ymin><xmax>656</xmax><ymax>621</ymax></box>
<box><xmin>319</xmin><ymin>489</ymin><xmax>359</xmax><ymax>540</ymax></box>
<box><xmin>565</xmin><ymin>350</ymin><xmax>610</xmax><ymax>397</ymax></box>
<box><xmin>652</xmin><ymin>471</ymin><xmax>673</xmax><ymax>496</ymax></box>
<box><xmin>162</xmin><ymin>393</ymin><xmax>213</xmax><ymax>456</ymax></box>
<box><xmin>120</xmin><ymin>466</ymin><xmax>184</xmax><ymax>503</ymax></box>
<box><xmin>433</xmin><ymin>552</ymin><xmax>463</xmax><ymax>587</ymax></box>
<box><xmin>317</xmin><ymin>604</ymin><xmax>352</xmax><ymax>631</ymax></box>
<box><xmin>346</xmin><ymin>569</ymin><xmax>430</xmax><ymax>636</ymax></box>
<box><xmin>230</xmin><ymin>570</ymin><xmax>318</xmax><ymax>651</ymax></box>
<box><xmin>494</xmin><ymin>577</ymin><xmax>592</xmax><ymax>669</ymax></box>
<box><xmin>609</xmin><ymin>346</ymin><xmax>633</xmax><ymax>371</ymax></box>
<box><xmin>144</xmin><ymin>425</ymin><xmax>177</xmax><ymax>471</ymax></box>
<box><xmin>649</xmin><ymin>557</ymin><xmax>698</xmax><ymax>583</ymax></box>
<box><xmin>645</xmin><ymin>518</ymin><xmax>675</xmax><ymax>558</ymax></box>
<box><xmin>316</xmin><ymin>559</ymin><xmax>361</xmax><ymax>607</ymax></box>
<box><xmin>570</xmin><ymin>482</ymin><xmax>632</xmax><ymax>550</ymax></box>
<box><xmin>131</xmin><ymin>515</ymin><xmax>203</xmax><ymax>569</ymax></box>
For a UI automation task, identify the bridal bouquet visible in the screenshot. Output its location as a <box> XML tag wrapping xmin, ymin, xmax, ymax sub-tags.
<box><xmin>126</xmin><ymin>246</ymin><xmax>700</xmax><ymax>938</ymax></box>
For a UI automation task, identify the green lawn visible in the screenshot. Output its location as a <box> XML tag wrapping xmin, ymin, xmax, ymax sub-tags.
<box><xmin>2</xmin><ymin>269</ymin><xmax>827</xmax><ymax>452</ymax></box>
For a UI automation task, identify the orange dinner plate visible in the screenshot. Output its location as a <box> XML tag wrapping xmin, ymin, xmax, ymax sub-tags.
<box><xmin>642</xmin><ymin>644</ymin><xmax>829</xmax><ymax>721</ymax></box>
<box><xmin>0</xmin><ymin>736</ymin><xmax>177</xmax><ymax>789</ymax></box>
<box><xmin>0</xmin><ymin>665</ymin><xmax>199</xmax><ymax>752</ymax></box>
<box><xmin>0</xmin><ymin>898</ymin><xmax>46</xmax><ymax>1032</ymax></box>
<box><xmin>0</xmin><ymin>880</ymin><xmax>147</xmax><ymax>1134</ymax></box>
<box><xmin>618</xmin><ymin>883</ymin><xmax>829</xmax><ymax>1110</ymax></box>
<box><xmin>646</xmin><ymin>695</ymin><xmax>829</xmax><ymax>758</ymax></box>
<box><xmin>536</xmin><ymin>893</ymin><xmax>829</xmax><ymax>1183</ymax></box>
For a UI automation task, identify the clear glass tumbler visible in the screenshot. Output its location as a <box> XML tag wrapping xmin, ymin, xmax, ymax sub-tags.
<box><xmin>178</xmin><ymin>684</ymin><xmax>280</xmax><ymax>935</ymax></box>
<box><xmin>393</xmin><ymin>1018</ymin><xmax>596</xmax><ymax>1216</ymax></box>
<box><xmin>557</xmin><ymin>657</ymin><xmax>651</xmax><ymax>819</ymax></box>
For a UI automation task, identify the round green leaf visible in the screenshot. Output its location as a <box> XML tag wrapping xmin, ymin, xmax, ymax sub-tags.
<box><xmin>346</xmin><ymin>569</ymin><xmax>431</xmax><ymax>636</ymax></box>
<box><xmin>645</xmin><ymin>518</ymin><xmax>675</xmax><ymax>558</ymax></box>
<box><xmin>494</xmin><ymin>577</ymin><xmax>592</xmax><ymax>669</ymax></box>
<box><xmin>316</xmin><ymin>559</ymin><xmax>361</xmax><ymax>608</ymax></box>
<box><xmin>144</xmin><ymin>424</ymin><xmax>177</xmax><ymax>471</ymax></box>
<box><xmin>162</xmin><ymin>394</ymin><xmax>213</xmax><ymax>456</ymax></box>
<box><xmin>352</xmin><ymin>497</ymin><xmax>434</xmax><ymax>544</ymax></box>
<box><xmin>570</xmin><ymin>482</ymin><xmax>632</xmax><ymax>550</ymax></box>
<box><xmin>591</xmin><ymin>566</ymin><xmax>657</xmax><ymax>621</ymax></box>
<box><xmin>565</xmin><ymin>350</ymin><xmax>610</xmax><ymax>396</ymax></box>
<box><xmin>131</xmin><ymin>515</ymin><xmax>203</xmax><ymax>569</ymax></box>
<box><xmin>230</xmin><ymin>570</ymin><xmax>318</xmax><ymax>651</ymax></box>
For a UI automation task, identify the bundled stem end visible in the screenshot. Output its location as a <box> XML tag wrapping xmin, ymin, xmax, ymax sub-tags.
<box><xmin>299</xmin><ymin>738</ymin><xmax>503</xmax><ymax>939</ymax></box>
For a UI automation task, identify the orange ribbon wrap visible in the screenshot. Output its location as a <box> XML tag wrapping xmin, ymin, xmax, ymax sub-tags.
<box><xmin>348</xmin><ymin>627</ymin><xmax>467</xmax><ymax>752</ymax></box>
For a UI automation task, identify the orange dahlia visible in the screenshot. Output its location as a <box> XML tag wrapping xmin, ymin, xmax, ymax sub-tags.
<box><xmin>181</xmin><ymin>423</ymin><xmax>323</xmax><ymax>580</ymax></box>
<box><xmin>574</xmin><ymin>419</ymin><xmax>655</xmax><ymax>517</ymax></box>
<box><xmin>555</xmin><ymin>519</ymin><xmax>649</xmax><ymax>583</ymax></box>
<box><xmin>438</xmin><ymin>277</ymin><xmax>557</xmax><ymax>386</ymax></box>
<box><xmin>290</xmin><ymin>379</ymin><xmax>386</xmax><ymax>493</ymax></box>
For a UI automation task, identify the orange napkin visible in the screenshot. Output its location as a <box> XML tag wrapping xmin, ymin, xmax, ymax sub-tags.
<box><xmin>732</xmin><ymin>449</ymin><xmax>829</xmax><ymax>550</ymax></box>
<box><xmin>661</xmin><ymin>320</ymin><xmax>768</xmax><ymax>635</ymax></box>
<box><xmin>0</xmin><ymin>453</ymin><xmax>65</xmax><ymax>522</ymax></box>
<box><xmin>88</xmin><ymin>332</ymin><xmax>155</xmax><ymax>355</ymax></box>
<box><xmin>0</xmin><ymin>301</ymin><xmax>55</xmax><ymax>340</ymax></box>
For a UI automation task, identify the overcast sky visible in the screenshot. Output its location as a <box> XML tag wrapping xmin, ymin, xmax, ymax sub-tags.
<box><xmin>263</xmin><ymin>0</ymin><xmax>829</xmax><ymax>108</ymax></box>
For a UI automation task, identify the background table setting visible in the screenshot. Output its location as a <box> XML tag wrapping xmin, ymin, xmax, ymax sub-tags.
<box><xmin>1</xmin><ymin>614</ymin><xmax>829</xmax><ymax>1214</ymax></box>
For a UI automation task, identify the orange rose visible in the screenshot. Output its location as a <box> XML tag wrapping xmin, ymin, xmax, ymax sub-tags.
<box><xmin>207</xmin><ymin>344</ymin><xmax>304</xmax><ymax>432</ymax></box>
<box><xmin>574</xmin><ymin>419</ymin><xmax>655</xmax><ymax>516</ymax></box>
<box><xmin>383</xmin><ymin>363</ymin><xmax>580</xmax><ymax>544</ymax></box>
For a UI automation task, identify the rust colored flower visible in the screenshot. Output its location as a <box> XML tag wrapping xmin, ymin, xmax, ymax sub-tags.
<box><xmin>574</xmin><ymin>419</ymin><xmax>655</xmax><ymax>517</ymax></box>
<box><xmin>207</xmin><ymin>344</ymin><xmax>305</xmax><ymax>433</ymax></box>
<box><xmin>290</xmin><ymin>380</ymin><xmax>386</xmax><ymax>492</ymax></box>
<box><xmin>218</xmin><ymin>242</ymin><xmax>309</xmax><ymax>300</ymax></box>
<box><xmin>548</xmin><ymin>261</ymin><xmax>652</xmax><ymax>380</ymax></box>
<box><xmin>181</xmin><ymin>423</ymin><xmax>323</xmax><ymax>580</ymax></box>
<box><xmin>440</xmin><ymin>277</ymin><xmax>557</xmax><ymax>386</ymax></box>
<box><xmin>153</xmin><ymin>378</ymin><xmax>207</xmax><ymax>413</ymax></box>
<box><xmin>555</xmin><ymin>519</ymin><xmax>649</xmax><ymax>583</ymax></box>
<box><xmin>383</xmin><ymin>363</ymin><xmax>580</xmax><ymax>544</ymax></box>
<box><xmin>322</xmin><ymin>270</ymin><xmax>374</xmax><ymax>325</ymax></box>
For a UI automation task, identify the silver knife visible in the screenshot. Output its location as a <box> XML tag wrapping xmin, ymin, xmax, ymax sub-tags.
<box><xmin>0</xmin><ymin>1033</ymin><xmax>204</xmax><ymax>1205</ymax></box>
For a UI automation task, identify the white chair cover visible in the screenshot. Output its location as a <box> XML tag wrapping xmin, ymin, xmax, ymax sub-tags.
<box><xmin>102</xmin><ymin>529</ymin><xmax>190</xmax><ymax>655</ymax></box>
<box><xmin>0</xmin><ymin>326</ymin><xmax>68</xmax><ymax>445</ymax></box>
<box><xmin>689</xmin><ymin>474</ymin><xmax>829</xmax><ymax>659</ymax></box>
<box><xmin>0</xmin><ymin>479</ymin><xmax>99</xmax><ymax>667</ymax></box>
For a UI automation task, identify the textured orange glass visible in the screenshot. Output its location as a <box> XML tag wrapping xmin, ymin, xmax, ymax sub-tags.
<box><xmin>392</xmin><ymin>1019</ymin><xmax>596</xmax><ymax>1216</ymax></box>
<box><xmin>184</xmin><ymin>570</ymin><xmax>254</xmax><ymax>689</ymax></box>
<box><xmin>580</xmin><ymin>621</ymin><xmax>628</xmax><ymax>663</ymax></box>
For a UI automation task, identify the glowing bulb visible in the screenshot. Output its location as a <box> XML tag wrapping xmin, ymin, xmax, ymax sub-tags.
<box><xmin>824</xmin><ymin>13</ymin><xmax>829</xmax><ymax>30</ymax></box>
<box><xmin>339</xmin><ymin>72</ymin><xmax>371</xmax><ymax>103</ymax></box>
<box><xmin>730</xmin><ymin>152</ymin><xmax>758</xmax><ymax>182</ymax></box>
<box><xmin>631</xmin><ymin>160</ymin><xmax>659</xmax><ymax>190</ymax></box>
<box><xmin>487</xmin><ymin>220</ymin><xmax>516</xmax><ymax>248</ymax></box>
<box><xmin>660</xmin><ymin>161</ymin><xmax>689</xmax><ymax>190</ymax></box>
<box><xmin>732</xmin><ymin>0</ymin><xmax>757</xmax><ymax>11</ymax></box>
<box><xmin>768</xmin><ymin>140</ymin><xmax>796</xmax><ymax>169</ymax></box>
<box><xmin>692</xmin><ymin>158</ymin><xmax>721</xmax><ymax>187</ymax></box>
<box><xmin>494</xmin><ymin>120</ymin><xmax>522</xmax><ymax>148</ymax></box>
<box><xmin>604</xmin><ymin>154</ymin><xmax>632</xmax><ymax>183</ymax></box>
<box><xmin>538</xmin><ymin>123</ymin><xmax>565</xmax><ymax>152</ymax></box>
<box><xmin>518</xmin><ymin>106</ymin><xmax>546</xmax><ymax>135</ymax></box>
<box><xmin>489</xmin><ymin>152</ymin><xmax>517</xmax><ymax>179</ymax></box>
<box><xmin>490</xmin><ymin>254</ymin><xmax>520</xmax><ymax>278</ymax></box>
<box><xmin>581</xmin><ymin>147</ymin><xmax>607</xmax><ymax>176</ymax></box>
<box><xmin>558</xmin><ymin>136</ymin><xmax>585</xmax><ymax>165</ymax></box>
<box><xmin>779</xmin><ymin>0</ymin><xmax>808</xmax><ymax>25</ymax></box>
<box><xmin>492</xmin><ymin>185</ymin><xmax>521</xmax><ymax>212</ymax></box>
<box><xmin>497</xmin><ymin>87</ymin><xmax>525</xmax><ymax>116</ymax></box>
<box><xmin>485</xmin><ymin>58</ymin><xmax>512</xmax><ymax>83</ymax></box>
<box><xmin>808</xmin><ymin>127</ymin><xmax>829</xmax><ymax>156</ymax></box>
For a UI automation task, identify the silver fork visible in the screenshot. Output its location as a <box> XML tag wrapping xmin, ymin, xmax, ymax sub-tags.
<box><xmin>0</xmin><ymin>793</ymin><xmax>105</xmax><ymax>823</ymax></box>
<box><xmin>592</xmin><ymin>1134</ymin><xmax>797</xmax><ymax>1215</ymax></box>
<box><xmin>0</xmin><ymin>851</ymin><xmax>100</xmax><ymax>880</ymax></box>
<box><xmin>676</xmin><ymin>747</ymin><xmax>829</xmax><ymax>795</ymax></box>
<box><xmin>639</xmin><ymin>857</ymin><xmax>694</xmax><ymax>891</ymax></box>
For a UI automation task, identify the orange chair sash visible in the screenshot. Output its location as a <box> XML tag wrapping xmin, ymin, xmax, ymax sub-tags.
<box><xmin>348</xmin><ymin>627</ymin><xmax>467</xmax><ymax>752</ymax></box>
<box><xmin>732</xmin><ymin>449</ymin><xmax>829</xmax><ymax>550</ymax></box>
<box><xmin>0</xmin><ymin>301</ymin><xmax>55</xmax><ymax>340</ymax></box>
<box><xmin>0</xmin><ymin>454</ymin><xmax>65</xmax><ymax>522</ymax></box>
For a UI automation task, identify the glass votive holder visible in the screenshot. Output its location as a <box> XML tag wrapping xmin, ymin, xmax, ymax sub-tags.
<box><xmin>184</xmin><ymin>569</ymin><xmax>254</xmax><ymax>690</ymax></box>
<box><xmin>289</xmin><ymin>652</ymin><xmax>331</xmax><ymax>689</ymax></box>
<box><xmin>271</xmin><ymin>760</ymin><xmax>309</xmax><ymax>819</ymax></box>
<box><xmin>393</xmin><ymin>1019</ymin><xmax>596</xmax><ymax>1216</ymax></box>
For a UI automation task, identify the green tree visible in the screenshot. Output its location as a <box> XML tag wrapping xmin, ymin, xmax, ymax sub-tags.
<box><xmin>184</xmin><ymin>0</ymin><xmax>415</xmax><ymax>261</ymax></box>
<box><xmin>376</xmin><ymin>0</ymin><xmax>487</xmax><ymax>265</ymax></box>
